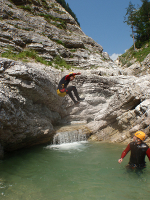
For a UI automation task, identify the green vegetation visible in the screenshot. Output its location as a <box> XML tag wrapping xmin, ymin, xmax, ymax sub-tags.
<box><xmin>124</xmin><ymin>0</ymin><xmax>150</xmax><ymax>48</ymax></box>
<box><xmin>55</xmin><ymin>40</ymin><xmax>65</xmax><ymax>46</ymax></box>
<box><xmin>53</xmin><ymin>56</ymin><xmax>71</xmax><ymax>69</ymax></box>
<box><xmin>8</xmin><ymin>4</ymin><xmax>13</xmax><ymax>8</ymax></box>
<box><xmin>19</xmin><ymin>5</ymin><xmax>32</xmax><ymax>12</ymax></box>
<box><xmin>119</xmin><ymin>40</ymin><xmax>150</xmax><ymax>65</ymax></box>
<box><xmin>132</xmin><ymin>44</ymin><xmax>150</xmax><ymax>62</ymax></box>
<box><xmin>1</xmin><ymin>48</ymin><xmax>51</xmax><ymax>65</ymax></box>
<box><xmin>70</xmin><ymin>49</ymin><xmax>77</xmax><ymax>52</ymax></box>
<box><xmin>41</xmin><ymin>0</ymin><xmax>50</xmax><ymax>10</ymax></box>
<box><xmin>56</xmin><ymin>0</ymin><xmax>80</xmax><ymax>26</ymax></box>
<box><xmin>38</xmin><ymin>13</ymin><xmax>67</xmax><ymax>29</ymax></box>
<box><xmin>1</xmin><ymin>47</ymin><xmax>72</xmax><ymax>70</ymax></box>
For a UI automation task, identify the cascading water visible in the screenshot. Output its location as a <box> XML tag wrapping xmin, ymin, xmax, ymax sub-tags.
<box><xmin>53</xmin><ymin>129</ymin><xmax>87</xmax><ymax>144</ymax></box>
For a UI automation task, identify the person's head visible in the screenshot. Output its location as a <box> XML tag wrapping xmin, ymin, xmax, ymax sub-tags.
<box><xmin>133</xmin><ymin>131</ymin><xmax>146</xmax><ymax>144</ymax></box>
<box><xmin>69</xmin><ymin>72</ymin><xmax>75</xmax><ymax>81</ymax></box>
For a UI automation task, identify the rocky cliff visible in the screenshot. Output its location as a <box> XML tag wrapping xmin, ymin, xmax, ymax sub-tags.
<box><xmin>0</xmin><ymin>0</ymin><xmax>107</xmax><ymax>66</ymax></box>
<box><xmin>0</xmin><ymin>0</ymin><xmax>150</xmax><ymax>158</ymax></box>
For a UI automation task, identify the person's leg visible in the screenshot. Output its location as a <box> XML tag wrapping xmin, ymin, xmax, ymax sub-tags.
<box><xmin>72</xmin><ymin>86</ymin><xmax>84</xmax><ymax>101</ymax></box>
<box><xmin>66</xmin><ymin>86</ymin><xmax>84</xmax><ymax>102</ymax></box>
<box><xmin>66</xmin><ymin>86</ymin><xmax>79</xmax><ymax>104</ymax></box>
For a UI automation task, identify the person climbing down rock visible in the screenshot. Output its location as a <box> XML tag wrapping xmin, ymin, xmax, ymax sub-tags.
<box><xmin>57</xmin><ymin>72</ymin><xmax>84</xmax><ymax>104</ymax></box>
<box><xmin>118</xmin><ymin>131</ymin><xmax>150</xmax><ymax>169</ymax></box>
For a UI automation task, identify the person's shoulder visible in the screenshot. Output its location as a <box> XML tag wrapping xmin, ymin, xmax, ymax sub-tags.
<box><xmin>65</xmin><ymin>74</ymin><xmax>70</xmax><ymax>80</ymax></box>
<box><xmin>129</xmin><ymin>141</ymin><xmax>135</xmax><ymax>147</ymax></box>
<box><xmin>130</xmin><ymin>141</ymin><xmax>135</xmax><ymax>145</ymax></box>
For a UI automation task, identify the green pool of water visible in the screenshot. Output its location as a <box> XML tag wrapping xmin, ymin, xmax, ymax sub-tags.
<box><xmin>0</xmin><ymin>141</ymin><xmax>150</xmax><ymax>200</ymax></box>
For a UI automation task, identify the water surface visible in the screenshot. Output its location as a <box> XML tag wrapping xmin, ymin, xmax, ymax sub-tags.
<box><xmin>0</xmin><ymin>142</ymin><xmax>150</xmax><ymax>200</ymax></box>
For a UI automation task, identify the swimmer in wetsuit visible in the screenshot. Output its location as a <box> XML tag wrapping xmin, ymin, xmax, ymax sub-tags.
<box><xmin>57</xmin><ymin>72</ymin><xmax>84</xmax><ymax>104</ymax></box>
<box><xmin>118</xmin><ymin>131</ymin><xmax>150</xmax><ymax>169</ymax></box>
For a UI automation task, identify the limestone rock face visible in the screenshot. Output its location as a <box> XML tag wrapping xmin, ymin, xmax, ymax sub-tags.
<box><xmin>0</xmin><ymin>57</ymin><xmax>65</xmax><ymax>155</ymax></box>
<box><xmin>62</xmin><ymin>71</ymin><xmax>150</xmax><ymax>144</ymax></box>
<box><xmin>0</xmin><ymin>0</ymin><xmax>105</xmax><ymax>68</ymax></box>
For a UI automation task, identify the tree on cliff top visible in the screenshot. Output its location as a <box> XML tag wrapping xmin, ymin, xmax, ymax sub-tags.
<box><xmin>124</xmin><ymin>0</ymin><xmax>150</xmax><ymax>48</ymax></box>
<box><xmin>56</xmin><ymin>0</ymin><xmax>80</xmax><ymax>26</ymax></box>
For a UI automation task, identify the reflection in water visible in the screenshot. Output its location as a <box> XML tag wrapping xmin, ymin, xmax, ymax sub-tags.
<box><xmin>0</xmin><ymin>142</ymin><xmax>150</xmax><ymax>200</ymax></box>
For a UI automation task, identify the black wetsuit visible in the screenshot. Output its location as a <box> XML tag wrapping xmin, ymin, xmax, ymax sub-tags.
<box><xmin>57</xmin><ymin>73</ymin><xmax>80</xmax><ymax>103</ymax></box>
<box><xmin>121</xmin><ymin>141</ymin><xmax>150</xmax><ymax>168</ymax></box>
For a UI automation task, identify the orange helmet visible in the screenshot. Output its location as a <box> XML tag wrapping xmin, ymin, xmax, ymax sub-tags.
<box><xmin>134</xmin><ymin>131</ymin><xmax>146</xmax><ymax>141</ymax></box>
<box><xmin>69</xmin><ymin>72</ymin><xmax>75</xmax><ymax>77</ymax></box>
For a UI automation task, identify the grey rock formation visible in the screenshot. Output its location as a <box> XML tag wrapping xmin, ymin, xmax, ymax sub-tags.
<box><xmin>61</xmin><ymin>70</ymin><xmax>150</xmax><ymax>144</ymax></box>
<box><xmin>0</xmin><ymin>0</ymin><xmax>104</xmax><ymax>68</ymax></box>
<box><xmin>0</xmin><ymin>58</ymin><xmax>63</xmax><ymax>155</ymax></box>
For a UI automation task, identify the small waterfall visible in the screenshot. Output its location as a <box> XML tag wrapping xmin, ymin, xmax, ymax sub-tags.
<box><xmin>53</xmin><ymin>130</ymin><xmax>87</xmax><ymax>144</ymax></box>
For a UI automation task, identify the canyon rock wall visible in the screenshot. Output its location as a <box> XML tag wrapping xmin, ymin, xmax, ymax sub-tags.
<box><xmin>0</xmin><ymin>57</ymin><xmax>150</xmax><ymax>158</ymax></box>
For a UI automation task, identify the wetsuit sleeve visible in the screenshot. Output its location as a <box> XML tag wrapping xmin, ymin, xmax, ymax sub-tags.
<box><xmin>65</xmin><ymin>73</ymin><xmax>77</xmax><ymax>80</ymax></box>
<box><xmin>146</xmin><ymin>148</ymin><xmax>150</xmax><ymax>161</ymax></box>
<box><xmin>120</xmin><ymin>144</ymin><xmax>131</xmax><ymax>159</ymax></box>
<box><xmin>72</xmin><ymin>73</ymin><xmax>77</xmax><ymax>76</ymax></box>
<box><xmin>65</xmin><ymin>75</ymin><xmax>71</xmax><ymax>80</ymax></box>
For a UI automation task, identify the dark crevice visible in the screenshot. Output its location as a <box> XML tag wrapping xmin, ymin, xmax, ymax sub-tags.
<box><xmin>121</xmin><ymin>98</ymin><xmax>141</xmax><ymax>110</ymax></box>
<box><xmin>130</xmin><ymin>99</ymin><xmax>141</xmax><ymax>110</ymax></box>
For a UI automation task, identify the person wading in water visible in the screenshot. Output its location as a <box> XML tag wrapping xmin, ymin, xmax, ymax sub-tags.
<box><xmin>57</xmin><ymin>72</ymin><xmax>84</xmax><ymax>104</ymax></box>
<box><xmin>118</xmin><ymin>131</ymin><xmax>150</xmax><ymax>169</ymax></box>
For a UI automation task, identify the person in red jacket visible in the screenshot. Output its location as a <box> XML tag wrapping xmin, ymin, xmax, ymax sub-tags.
<box><xmin>57</xmin><ymin>72</ymin><xmax>84</xmax><ymax>104</ymax></box>
<box><xmin>118</xmin><ymin>131</ymin><xmax>150</xmax><ymax>169</ymax></box>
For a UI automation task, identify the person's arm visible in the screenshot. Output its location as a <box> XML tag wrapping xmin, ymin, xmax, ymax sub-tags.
<box><xmin>75</xmin><ymin>72</ymin><xmax>81</xmax><ymax>75</ymax></box>
<box><xmin>65</xmin><ymin>72</ymin><xmax>81</xmax><ymax>80</ymax></box>
<box><xmin>118</xmin><ymin>144</ymin><xmax>131</xmax><ymax>163</ymax></box>
<box><xmin>146</xmin><ymin>148</ymin><xmax>150</xmax><ymax>161</ymax></box>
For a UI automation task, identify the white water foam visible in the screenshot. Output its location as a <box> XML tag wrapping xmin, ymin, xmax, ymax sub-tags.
<box><xmin>45</xmin><ymin>141</ymin><xmax>88</xmax><ymax>151</ymax></box>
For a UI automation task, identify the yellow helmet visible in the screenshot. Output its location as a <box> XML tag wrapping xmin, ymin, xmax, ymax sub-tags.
<box><xmin>134</xmin><ymin>131</ymin><xmax>146</xmax><ymax>141</ymax></box>
<box><xmin>69</xmin><ymin>72</ymin><xmax>75</xmax><ymax>77</ymax></box>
